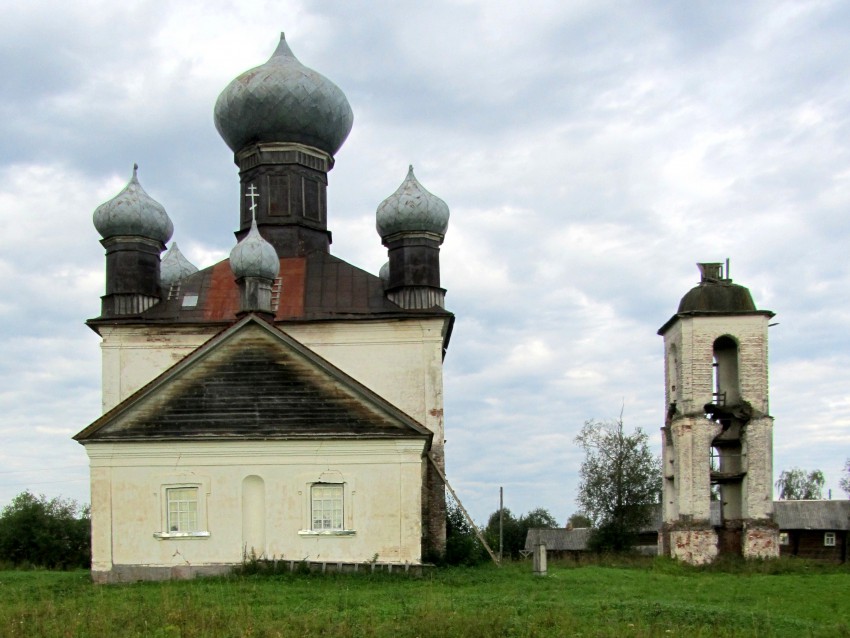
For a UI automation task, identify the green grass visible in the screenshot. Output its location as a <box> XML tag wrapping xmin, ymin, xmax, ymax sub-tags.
<box><xmin>0</xmin><ymin>558</ymin><xmax>848</xmax><ymax>637</ymax></box>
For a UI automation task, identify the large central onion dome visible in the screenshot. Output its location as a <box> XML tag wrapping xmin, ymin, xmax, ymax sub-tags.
<box><xmin>214</xmin><ymin>33</ymin><xmax>353</xmax><ymax>157</ymax></box>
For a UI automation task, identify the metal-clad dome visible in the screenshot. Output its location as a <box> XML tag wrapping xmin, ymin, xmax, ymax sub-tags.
<box><xmin>376</xmin><ymin>166</ymin><xmax>450</xmax><ymax>238</ymax></box>
<box><xmin>378</xmin><ymin>261</ymin><xmax>390</xmax><ymax>284</ymax></box>
<box><xmin>229</xmin><ymin>217</ymin><xmax>280</xmax><ymax>280</ymax></box>
<box><xmin>678</xmin><ymin>282</ymin><xmax>757</xmax><ymax>313</ymax></box>
<box><xmin>677</xmin><ymin>264</ymin><xmax>756</xmax><ymax>313</ymax></box>
<box><xmin>214</xmin><ymin>33</ymin><xmax>353</xmax><ymax>156</ymax></box>
<box><xmin>160</xmin><ymin>243</ymin><xmax>199</xmax><ymax>286</ymax></box>
<box><xmin>93</xmin><ymin>165</ymin><xmax>173</xmax><ymax>243</ymax></box>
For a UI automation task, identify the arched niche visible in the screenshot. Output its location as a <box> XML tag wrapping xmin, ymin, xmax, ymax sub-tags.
<box><xmin>242</xmin><ymin>475</ymin><xmax>266</xmax><ymax>558</ymax></box>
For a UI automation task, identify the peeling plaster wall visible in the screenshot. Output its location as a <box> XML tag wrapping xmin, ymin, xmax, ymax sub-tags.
<box><xmin>661</xmin><ymin>312</ymin><xmax>776</xmax><ymax>562</ymax></box>
<box><xmin>86</xmin><ymin>440</ymin><xmax>425</xmax><ymax>582</ymax></box>
<box><xmin>668</xmin><ymin>528</ymin><xmax>719</xmax><ymax>565</ymax></box>
<box><xmin>742</xmin><ymin>417</ymin><xmax>775</xmax><ymax>520</ymax></box>
<box><xmin>665</xmin><ymin>417</ymin><xmax>722</xmax><ymax>523</ymax></box>
<box><xmin>663</xmin><ymin>315</ymin><xmax>771</xmax><ymax>415</ymax></box>
<box><xmin>743</xmin><ymin>523</ymin><xmax>780</xmax><ymax>559</ymax></box>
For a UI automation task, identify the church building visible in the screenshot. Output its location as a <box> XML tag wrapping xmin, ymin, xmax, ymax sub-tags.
<box><xmin>74</xmin><ymin>34</ymin><xmax>453</xmax><ymax>583</ymax></box>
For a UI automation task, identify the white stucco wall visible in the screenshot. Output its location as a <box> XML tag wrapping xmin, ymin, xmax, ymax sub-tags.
<box><xmin>86</xmin><ymin>440</ymin><xmax>426</xmax><ymax>578</ymax></box>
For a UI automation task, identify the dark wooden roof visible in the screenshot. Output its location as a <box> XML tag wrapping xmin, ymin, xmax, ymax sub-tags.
<box><xmin>75</xmin><ymin>316</ymin><xmax>431</xmax><ymax>443</ymax></box>
<box><xmin>90</xmin><ymin>251</ymin><xmax>452</xmax><ymax>327</ymax></box>
<box><xmin>774</xmin><ymin>500</ymin><xmax>850</xmax><ymax>531</ymax></box>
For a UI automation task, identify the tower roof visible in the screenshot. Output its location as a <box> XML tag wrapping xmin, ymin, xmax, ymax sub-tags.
<box><xmin>92</xmin><ymin>165</ymin><xmax>173</xmax><ymax>243</ymax></box>
<box><xmin>376</xmin><ymin>165</ymin><xmax>450</xmax><ymax>239</ymax></box>
<box><xmin>213</xmin><ymin>33</ymin><xmax>353</xmax><ymax>156</ymax></box>
<box><xmin>658</xmin><ymin>262</ymin><xmax>773</xmax><ymax>335</ymax></box>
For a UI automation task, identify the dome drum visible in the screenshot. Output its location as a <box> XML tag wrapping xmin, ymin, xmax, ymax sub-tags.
<box><xmin>384</xmin><ymin>236</ymin><xmax>442</xmax><ymax>291</ymax></box>
<box><xmin>234</xmin><ymin>140</ymin><xmax>333</xmax><ymax>259</ymax></box>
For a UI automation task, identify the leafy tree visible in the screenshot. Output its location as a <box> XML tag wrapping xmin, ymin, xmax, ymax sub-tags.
<box><xmin>567</xmin><ymin>512</ymin><xmax>592</xmax><ymax>528</ymax></box>
<box><xmin>840</xmin><ymin>459</ymin><xmax>850</xmax><ymax>498</ymax></box>
<box><xmin>523</xmin><ymin>507</ymin><xmax>559</xmax><ymax>529</ymax></box>
<box><xmin>0</xmin><ymin>491</ymin><xmax>90</xmax><ymax>569</ymax></box>
<box><xmin>775</xmin><ymin>468</ymin><xmax>825</xmax><ymax>500</ymax></box>
<box><xmin>483</xmin><ymin>506</ymin><xmax>559</xmax><ymax>560</ymax></box>
<box><xmin>575</xmin><ymin>418</ymin><xmax>661</xmax><ymax>553</ymax></box>
<box><xmin>444</xmin><ymin>500</ymin><xmax>486</xmax><ymax>566</ymax></box>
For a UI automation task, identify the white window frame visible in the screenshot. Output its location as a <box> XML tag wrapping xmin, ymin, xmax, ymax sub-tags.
<box><xmin>299</xmin><ymin>480</ymin><xmax>355</xmax><ymax>537</ymax></box>
<box><xmin>311</xmin><ymin>483</ymin><xmax>343</xmax><ymax>531</ymax></box>
<box><xmin>824</xmin><ymin>532</ymin><xmax>836</xmax><ymax>547</ymax></box>
<box><xmin>154</xmin><ymin>482</ymin><xmax>210</xmax><ymax>540</ymax></box>
<box><xmin>779</xmin><ymin>532</ymin><xmax>789</xmax><ymax>546</ymax></box>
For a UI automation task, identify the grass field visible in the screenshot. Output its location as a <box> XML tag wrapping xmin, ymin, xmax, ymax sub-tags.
<box><xmin>0</xmin><ymin>557</ymin><xmax>848</xmax><ymax>637</ymax></box>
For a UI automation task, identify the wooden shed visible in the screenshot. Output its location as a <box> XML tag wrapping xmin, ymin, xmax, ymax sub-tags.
<box><xmin>774</xmin><ymin>500</ymin><xmax>849</xmax><ymax>563</ymax></box>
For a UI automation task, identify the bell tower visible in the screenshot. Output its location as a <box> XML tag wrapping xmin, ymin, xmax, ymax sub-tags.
<box><xmin>658</xmin><ymin>263</ymin><xmax>779</xmax><ymax>564</ymax></box>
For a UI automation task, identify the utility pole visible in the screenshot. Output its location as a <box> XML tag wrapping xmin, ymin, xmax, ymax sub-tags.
<box><xmin>499</xmin><ymin>486</ymin><xmax>503</xmax><ymax>563</ymax></box>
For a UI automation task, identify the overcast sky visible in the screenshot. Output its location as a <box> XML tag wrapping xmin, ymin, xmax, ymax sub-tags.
<box><xmin>2</xmin><ymin>0</ymin><xmax>849</xmax><ymax>524</ymax></box>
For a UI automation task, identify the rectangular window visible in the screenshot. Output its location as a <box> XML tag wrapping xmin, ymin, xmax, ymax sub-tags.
<box><xmin>779</xmin><ymin>532</ymin><xmax>789</xmax><ymax>546</ymax></box>
<box><xmin>311</xmin><ymin>483</ymin><xmax>343</xmax><ymax>531</ymax></box>
<box><xmin>825</xmin><ymin>532</ymin><xmax>836</xmax><ymax>547</ymax></box>
<box><xmin>167</xmin><ymin>487</ymin><xmax>198</xmax><ymax>533</ymax></box>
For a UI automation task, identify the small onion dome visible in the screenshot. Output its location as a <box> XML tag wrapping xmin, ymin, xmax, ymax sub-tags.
<box><xmin>93</xmin><ymin>164</ymin><xmax>173</xmax><ymax>243</ymax></box>
<box><xmin>376</xmin><ymin>165</ymin><xmax>450</xmax><ymax>239</ymax></box>
<box><xmin>229</xmin><ymin>216</ymin><xmax>280</xmax><ymax>280</ymax></box>
<box><xmin>214</xmin><ymin>32</ymin><xmax>353</xmax><ymax>157</ymax></box>
<box><xmin>678</xmin><ymin>281</ymin><xmax>757</xmax><ymax>314</ymax></box>
<box><xmin>160</xmin><ymin>243</ymin><xmax>199</xmax><ymax>287</ymax></box>
<box><xmin>378</xmin><ymin>261</ymin><xmax>390</xmax><ymax>284</ymax></box>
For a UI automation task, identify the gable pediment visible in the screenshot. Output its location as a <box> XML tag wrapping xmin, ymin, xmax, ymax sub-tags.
<box><xmin>75</xmin><ymin>316</ymin><xmax>430</xmax><ymax>442</ymax></box>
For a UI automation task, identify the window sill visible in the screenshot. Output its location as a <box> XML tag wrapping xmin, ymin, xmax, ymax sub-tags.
<box><xmin>153</xmin><ymin>531</ymin><xmax>211</xmax><ymax>540</ymax></box>
<box><xmin>298</xmin><ymin>529</ymin><xmax>356</xmax><ymax>537</ymax></box>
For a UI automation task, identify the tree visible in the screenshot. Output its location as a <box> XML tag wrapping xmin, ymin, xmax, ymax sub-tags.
<box><xmin>775</xmin><ymin>468</ymin><xmax>825</xmax><ymax>500</ymax></box>
<box><xmin>0</xmin><ymin>491</ymin><xmax>90</xmax><ymax>569</ymax></box>
<box><xmin>444</xmin><ymin>500</ymin><xmax>486</xmax><ymax>566</ymax></box>
<box><xmin>575</xmin><ymin>418</ymin><xmax>661</xmax><ymax>553</ymax></box>
<box><xmin>840</xmin><ymin>459</ymin><xmax>850</xmax><ymax>498</ymax></box>
<box><xmin>567</xmin><ymin>512</ymin><xmax>592</xmax><ymax>529</ymax></box>
<box><xmin>482</xmin><ymin>506</ymin><xmax>559</xmax><ymax>560</ymax></box>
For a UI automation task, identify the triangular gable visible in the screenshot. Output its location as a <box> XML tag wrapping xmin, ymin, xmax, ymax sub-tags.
<box><xmin>75</xmin><ymin>315</ymin><xmax>431</xmax><ymax>442</ymax></box>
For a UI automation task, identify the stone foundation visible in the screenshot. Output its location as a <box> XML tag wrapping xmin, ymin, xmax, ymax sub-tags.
<box><xmin>665</xmin><ymin>525</ymin><xmax>718</xmax><ymax>565</ymax></box>
<box><xmin>92</xmin><ymin>560</ymin><xmax>432</xmax><ymax>584</ymax></box>
<box><xmin>742</xmin><ymin>520</ymin><xmax>780</xmax><ymax>559</ymax></box>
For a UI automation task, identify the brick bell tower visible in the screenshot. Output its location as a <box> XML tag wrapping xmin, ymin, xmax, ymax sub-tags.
<box><xmin>658</xmin><ymin>263</ymin><xmax>779</xmax><ymax>564</ymax></box>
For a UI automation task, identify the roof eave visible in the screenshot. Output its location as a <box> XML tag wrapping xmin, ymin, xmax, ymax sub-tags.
<box><xmin>658</xmin><ymin>309</ymin><xmax>776</xmax><ymax>336</ymax></box>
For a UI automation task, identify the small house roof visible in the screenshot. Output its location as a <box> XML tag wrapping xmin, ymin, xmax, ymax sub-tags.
<box><xmin>525</xmin><ymin>528</ymin><xmax>592</xmax><ymax>552</ymax></box>
<box><xmin>774</xmin><ymin>500</ymin><xmax>850</xmax><ymax>531</ymax></box>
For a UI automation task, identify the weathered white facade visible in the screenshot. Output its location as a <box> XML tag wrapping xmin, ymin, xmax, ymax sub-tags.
<box><xmin>659</xmin><ymin>263</ymin><xmax>779</xmax><ymax>564</ymax></box>
<box><xmin>76</xmin><ymin>34</ymin><xmax>454</xmax><ymax>582</ymax></box>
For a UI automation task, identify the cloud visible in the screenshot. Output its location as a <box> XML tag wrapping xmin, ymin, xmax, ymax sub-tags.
<box><xmin>3</xmin><ymin>0</ymin><xmax>850</xmax><ymax>519</ymax></box>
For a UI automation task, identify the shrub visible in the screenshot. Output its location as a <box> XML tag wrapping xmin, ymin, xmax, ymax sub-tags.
<box><xmin>0</xmin><ymin>491</ymin><xmax>90</xmax><ymax>569</ymax></box>
<box><xmin>444</xmin><ymin>500</ymin><xmax>487</xmax><ymax>566</ymax></box>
